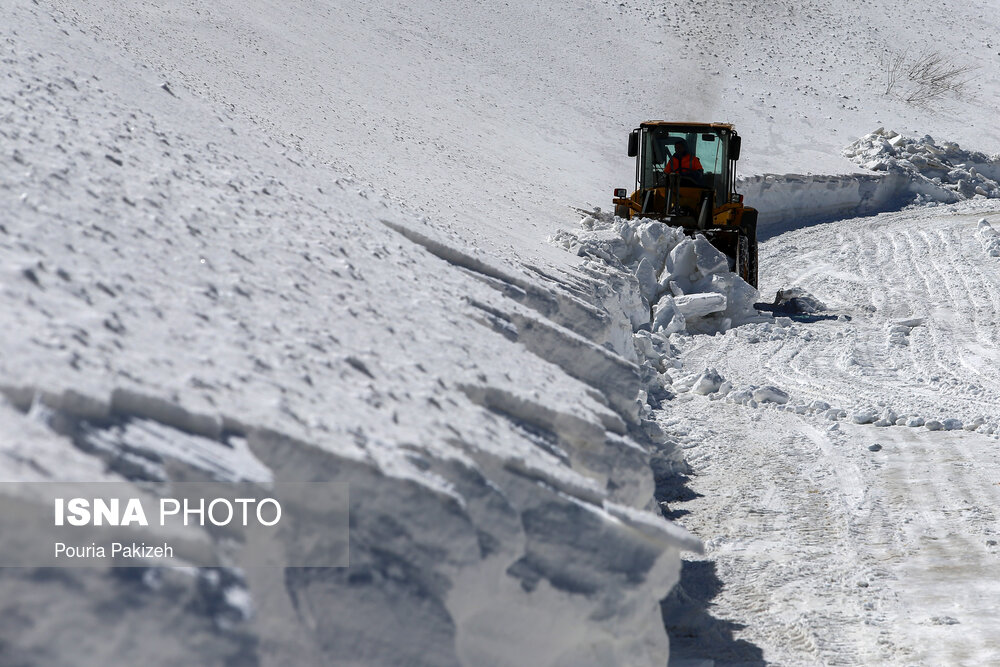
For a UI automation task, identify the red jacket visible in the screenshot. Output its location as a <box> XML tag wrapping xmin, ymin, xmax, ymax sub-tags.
<box><xmin>665</xmin><ymin>154</ymin><xmax>703</xmax><ymax>174</ymax></box>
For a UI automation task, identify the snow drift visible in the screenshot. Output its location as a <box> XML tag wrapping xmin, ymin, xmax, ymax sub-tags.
<box><xmin>979</xmin><ymin>218</ymin><xmax>1000</xmax><ymax>256</ymax></box>
<box><xmin>844</xmin><ymin>128</ymin><xmax>1000</xmax><ymax>200</ymax></box>
<box><xmin>554</xmin><ymin>212</ymin><xmax>761</xmax><ymax>337</ymax></box>
<box><xmin>744</xmin><ymin>130</ymin><xmax>1000</xmax><ymax>237</ymax></box>
<box><xmin>0</xmin><ymin>2</ymin><xmax>698</xmax><ymax>665</ymax></box>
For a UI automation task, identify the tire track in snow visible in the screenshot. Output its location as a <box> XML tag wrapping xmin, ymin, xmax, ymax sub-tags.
<box><xmin>666</xmin><ymin>397</ymin><xmax>1000</xmax><ymax>664</ymax></box>
<box><xmin>893</xmin><ymin>226</ymin><xmax>959</xmax><ymax>394</ymax></box>
<box><xmin>667</xmin><ymin>205</ymin><xmax>1000</xmax><ymax>665</ymax></box>
<box><xmin>890</xmin><ymin>227</ymin><xmax>935</xmax><ymax>380</ymax></box>
<box><xmin>665</xmin><ymin>401</ymin><xmax>910</xmax><ymax>665</ymax></box>
<box><xmin>877</xmin><ymin>427</ymin><xmax>1000</xmax><ymax>665</ymax></box>
<box><xmin>686</xmin><ymin>206</ymin><xmax>1000</xmax><ymax>429</ymax></box>
<box><xmin>945</xmin><ymin>220</ymin><xmax>1000</xmax><ymax>402</ymax></box>
<box><xmin>913</xmin><ymin>221</ymin><xmax>1000</xmax><ymax>415</ymax></box>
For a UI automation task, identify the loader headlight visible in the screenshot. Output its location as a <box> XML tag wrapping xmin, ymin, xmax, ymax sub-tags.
<box><xmin>613</xmin><ymin>188</ymin><xmax>627</xmax><ymax>198</ymax></box>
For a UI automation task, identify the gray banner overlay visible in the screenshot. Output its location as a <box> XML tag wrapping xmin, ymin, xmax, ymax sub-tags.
<box><xmin>0</xmin><ymin>482</ymin><xmax>349</xmax><ymax>568</ymax></box>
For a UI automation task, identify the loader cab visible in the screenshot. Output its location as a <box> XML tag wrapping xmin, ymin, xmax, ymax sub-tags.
<box><xmin>627</xmin><ymin>122</ymin><xmax>742</xmax><ymax>209</ymax></box>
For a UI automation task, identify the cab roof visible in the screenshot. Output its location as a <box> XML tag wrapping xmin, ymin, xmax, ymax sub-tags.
<box><xmin>639</xmin><ymin>121</ymin><xmax>735</xmax><ymax>132</ymax></box>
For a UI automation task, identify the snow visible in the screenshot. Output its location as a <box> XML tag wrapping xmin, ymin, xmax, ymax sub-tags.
<box><xmin>554</xmin><ymin>214</ymin><xmax>762</xmax><ymax>336</ymax></box>
<box><xmin>978</xmin><ymin>218</ymin><xmax>1000</xmax><ymax>256</ymax></box>
<box><xmin>3</xmin><ymin>0</ymin><xmax>1000</xmax><ymax>663</ymax></box>
<box><xmin>2</xmin><ymin>1</ymin><xmax>706</xmax><ymax>662</ymax></box>
<box><xmin>667</xmin><ymin>201</ymin><xmax>1000</xmax><ymax>661</ymax></box>
<box><xmin>844</xmin><ymin>128</ymin><xmax>1000</xmax><ymax>199</ymax></box>
<box><xmin>744</xmin><ymin>127</ymin><xmax>1000</xmax><ymax>237</ymax></box>
<box><xmin>689</xmin><ymin>369</ymin><xmax>725</xmax><ymax>397</ymax></box>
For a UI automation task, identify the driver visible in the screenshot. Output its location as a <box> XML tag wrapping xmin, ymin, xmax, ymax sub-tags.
<box><xmin>664</xmin><ymin>139</ymin><xmax>703</xmax><ymax>184</ymax></box>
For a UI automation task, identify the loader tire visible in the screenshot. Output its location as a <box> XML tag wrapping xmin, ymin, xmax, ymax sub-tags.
<box><xmin>615</xmin><ymin>203</ymin><xmax>631</xmax><ymax>219</ymax></box>
<box><xmin>736</xmin><ymin>229</ymin><xmax>759</xmax><ymax>288</ymax></box>
<box><xmin>736</xmin><ymin>233</ymin><xmax>752</xmax><ymax>286</ymax></box>
<box><xmin>740</xmin><ymin>210</ymin><xmax>759</xmax><ymax>288</ymax></box>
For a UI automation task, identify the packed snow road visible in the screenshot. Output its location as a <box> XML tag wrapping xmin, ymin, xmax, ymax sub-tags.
<box><xmin>663</xmin><ymin>202</ymin><xmax>1000</xmax><ymax>665</ymax></box>
<box><xmin>684</xmin><ymin>204</ymin><xmax>1000</xmax><ymax>431</ymax></box>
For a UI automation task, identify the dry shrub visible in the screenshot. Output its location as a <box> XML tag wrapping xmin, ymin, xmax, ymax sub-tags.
<box><xmin>883</xmin><ymin>48</ymin><xmax>976</xmax><ymax>106</ymax></box>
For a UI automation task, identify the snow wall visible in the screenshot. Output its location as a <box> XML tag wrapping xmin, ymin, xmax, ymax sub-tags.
<box><xmin>743</xmin><ymin>172</ymin><xmax>911</xmax><ymax>238</ymax></box>
<box><xmin>0</xmin><ymin>3</ymin><xmax>701</xmax><ymax>665</ymax></box>
<box><xmin>746</xmin><ymin>128</ymin><xmax>1000</xmax><ymax>238</ymax></box>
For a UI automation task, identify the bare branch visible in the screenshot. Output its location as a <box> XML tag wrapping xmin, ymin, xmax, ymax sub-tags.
<box><xmin>881</xmin><ymin>48</ymin><xmax>977</xmax><ymax>107</ymax></box>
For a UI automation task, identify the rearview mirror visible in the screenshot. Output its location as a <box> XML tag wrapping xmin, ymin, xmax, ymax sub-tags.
<box><xmin>627</xmin><ymin>130</ymin><xmax>638</xmax><ymax>157</ymax></box>
<box><xmin>730</xmin><ymin>134</ymin><xmax>742</xmax><ymax>161</ymax></box>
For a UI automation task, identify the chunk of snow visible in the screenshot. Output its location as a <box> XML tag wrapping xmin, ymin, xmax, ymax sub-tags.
<box><xmin>652</xmin><ymin>296</ymin><xmax>686</xmax><ymax>334</ymax></box>
<box><xmin>635</xmin><ymin>257</ymin><xmax>658</xmax><ymax>304</ymax></box>
<box><xmin>752</xmin><ymin>386</ymin><xmax>789</xmax><ymax>405</ymax></box>
<box><xmin>673</xmin><ymin>293</ymin><xmax>728</xmax><ymax>318</ymax></box>
<box><xmin>845</xmin><ymin>130</ymin><xmax>1000</xmax><ymax>205</ymax></box>
<box><xmin>690</xmin><ymin>368</ymin><xmax>725</xmax><ymax>395</ymax></box>
<box><xmin>852</xmin><ymin>409</ymin><xmax>877</xmax><ymax>424</ymax></box>
<box><xmin>977</xmin><ymin>220</ymin><xmax>1000</xmax><ymax>256</ymax></box>
<box><xmin>942</xmin><ymin>418</ymin><xmax>964</xmax><ymax>431</ymax></box>
<box><xmin>560</xmin><ymin>216</ymin><xmax>760</xmax><ymax>337</ymax></box>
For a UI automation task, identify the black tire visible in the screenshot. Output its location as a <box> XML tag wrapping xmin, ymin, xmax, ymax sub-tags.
<box><xmin>735</xmin><ymin>227</ymin><xmax>759</xmax><ymax>288</ymax></box>
<box><xmin>736</xmin><ymin>233</ymin><xmax>752</xmax><ymax>286</ymax></box>
<box><xmin>740</xmin><ymin>210</ymin><xmax>759</xmax><ymax>288</ymax></box>
<box><xmin>615</xmin><ymin>203</ymin><xmax>630</xmax><ymax>219</ymax></box>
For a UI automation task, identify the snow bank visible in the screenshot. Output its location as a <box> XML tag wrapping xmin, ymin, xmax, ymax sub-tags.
<box><xmin>742</xmin><ymin>171</ymin><xmax>912</xmax><ymax>236</ymax></box>
<box><xmin>0</xmin><ymin>4</ymin><xmax>697</xmax><ymax>664</ymax></box>
<box><xmin>554</xmin><ymin>213</ymin><xmax>761</xmax><ymax>337</ymax></box>
<box><xmin>744</xmin><ymin>130</ymin><xmax>1000</xmax><ymax>238</ymax></box>
<box><xmin>553</xmin><ymin>213</ymin><xmax>780</xmax><ymax>423</ymax></box>
<box><xmin>844</xmin><ymin>128</ymin><xmax>1000</xmax><ymax>200</ymax></box>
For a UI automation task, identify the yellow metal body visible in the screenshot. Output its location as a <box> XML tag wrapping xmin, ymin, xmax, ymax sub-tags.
<box><xmin>612</xmin><ymin>189</ymin><xmax>755</xmax><ymax>230</ymax></box>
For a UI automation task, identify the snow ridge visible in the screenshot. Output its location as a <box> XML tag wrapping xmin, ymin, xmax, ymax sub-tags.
<box><xmin>739</xmin><ymin>130</ymin><xmax>1000</xmax><ymax>238</ymax></box>
<box><xmin>844</xmin><ymin>128</ymin><xmax>1000</xmax><ymax>200</ymax></box>
<box><xmin>0</xmin><ymin>3</ymin><xmax>701</xmax><ymax>663</ymax></box>
<box><xmin>553</xmin><ymin>212</ymin><xmax>762</xmax><ymax>337</ymax></box>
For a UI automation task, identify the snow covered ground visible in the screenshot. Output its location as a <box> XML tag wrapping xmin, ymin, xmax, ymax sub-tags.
<box><xmin>661</xmin><ymin>201</ymin><xmax>1000</xmax><ymax>665</ymax></box>
<box><xmin>36</xmin><ymin>0</ymin><xmax>1000</xmax><ymax>257</ymax></box>
<box><xmin>685</xmin><ymin>203</ymin><xmax>1000</xmax><ymax>432</ymax></box>
<box><xmin>3</xmin><ymin>3</ymin><xmax>698</xmax><ymax>664</ymax></box>
<box><xmin>3</xmin><ymin>0</ymin><xmax>1000</xmax><ymax>664</ymax></box>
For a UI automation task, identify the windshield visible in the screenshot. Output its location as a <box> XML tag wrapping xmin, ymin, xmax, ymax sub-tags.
<box><xmin>639</xmin><ymin>127</ymin><xmax>726</xmax><ymax>193</ymax></box>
